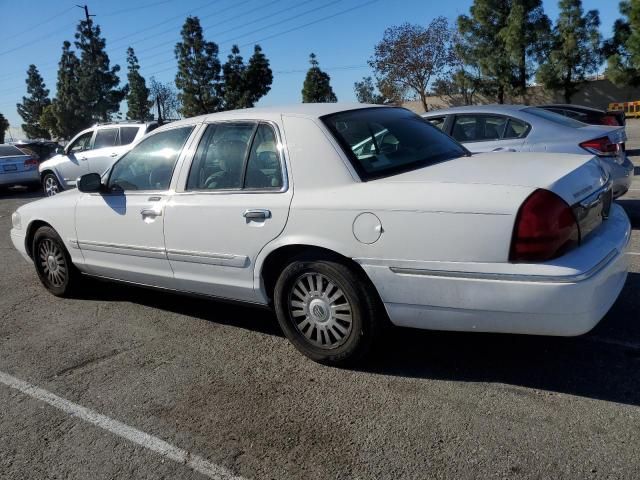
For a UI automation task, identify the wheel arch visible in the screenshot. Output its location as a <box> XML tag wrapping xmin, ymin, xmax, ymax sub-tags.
<box><xmin>258</xmin><ymin>242</ymin><xmax>382</xmax><ymax>306</ymax></box>
<box><xmin>24</xmin><ymin>219</ymin><xmax>54</xmax><ymax>258</ymax></box>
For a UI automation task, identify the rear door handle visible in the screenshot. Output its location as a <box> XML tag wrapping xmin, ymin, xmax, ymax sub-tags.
<box><xmin>243</xmin><ymin>209</ymin><xmax>271</xmax><ymax>220</ymax></box>
<box><xmin>141</xmin><ymin>208</ymin><xmax>162</xmax><ymax>218</ymax></box>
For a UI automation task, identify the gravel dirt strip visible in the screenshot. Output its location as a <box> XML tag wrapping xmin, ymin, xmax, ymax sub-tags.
<box><xmin>0</xmin><ymin>121</ymin><xmax>639</xmax><ymax>479</ymax></box>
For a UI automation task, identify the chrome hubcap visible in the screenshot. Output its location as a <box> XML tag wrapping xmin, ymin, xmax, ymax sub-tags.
<box><xmin>289</xmin><ymin>273</ymin><xmax>353</xmax><ymax>349</ymax></box>
<box><xmin>45</xmin><ymin>176</ymin><xmax>59</xmax><ymax>196</ymax></box>
<box><xmin>38</xmin><ymin>239</ymin><xmax>66</xmax><ymax>287</ymax></box>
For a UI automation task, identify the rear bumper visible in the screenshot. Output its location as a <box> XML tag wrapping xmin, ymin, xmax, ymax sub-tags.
<box><xmin>607</xmin><ymin>155</ymin><xmax>634</xmax><ymax>198</ymax></box>
<box><xmin>0</xmin><ymin>169</ymin><xmax>39</xmax><ymax>187</ymax></box>
<box><xmin>358</xmin><ymin>204</ymin><xmax>631</xmax><ymax>336</ymax></box>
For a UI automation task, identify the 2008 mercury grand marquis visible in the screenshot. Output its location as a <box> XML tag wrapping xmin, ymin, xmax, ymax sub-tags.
<box><xmin>10</xmin><ymin>104</ymin><xmax>631</xmax><ymax>365</ymax></box>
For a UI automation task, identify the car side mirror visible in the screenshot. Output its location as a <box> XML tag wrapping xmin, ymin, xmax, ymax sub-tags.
<box><xmin>77</xmin><ymin>173</ymin><xmax>103</xmax><ymax>193</ymax></box>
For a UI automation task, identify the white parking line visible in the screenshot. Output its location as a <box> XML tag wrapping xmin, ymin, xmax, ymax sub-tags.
<box><xmin>0</xmin><ymin>371</ymin><xmax>247</xmax><ymax>480</ymax></box>
<box><xmin>628</xmin><ymin>252</ymin><xmax>640</xmax><ymax>256</ymax></box>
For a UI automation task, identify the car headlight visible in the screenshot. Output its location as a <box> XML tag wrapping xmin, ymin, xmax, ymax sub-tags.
<box><xmin>11</xmin><ymin>211</ymin><xmax>21</xmax><ymax>230</ymax></box>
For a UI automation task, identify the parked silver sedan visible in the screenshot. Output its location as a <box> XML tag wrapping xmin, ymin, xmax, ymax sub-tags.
<box><xmin>0</xmin><ymin>144</ymin><xmax>40</xmax><ymax>191</ymax></box>
<box><xmin>423</xmin><ymin>105</ymin><xmax>634</xmax><ymax>198</ymax></box>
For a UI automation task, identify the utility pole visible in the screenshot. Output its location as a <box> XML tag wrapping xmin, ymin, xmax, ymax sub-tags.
<box><xmin>76</xmin><ymin>4</ymin><xmax>94</xmax><ymax>23</ymax></box>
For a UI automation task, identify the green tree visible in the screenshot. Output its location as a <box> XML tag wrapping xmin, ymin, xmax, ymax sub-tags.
<box><xmin>0</xmin><ymin>113</ymin><xmax>9</xmax><ymax>144</ymax></box>
<box><xmin>125</xmin><ymin>47</ymin><xmax>151</xmax><ymax>121</ymax></box>
<box><xmin>605</xmin><ymin>0</ymin><xmax>640</xmax><ymax>87</ymax></box>
<box><xmin>301</xmin><ymin>53</ymin><xmax>337</xmax><ymax>103</ymax></box>
<box><xmin>174</xmin><ymin>16</ymin><xmax>222</xmax><ymax>116</ymax></box>
<box><xmin>536</xmin><ymin>0</ymin><xmax>601</xmax><ymax>103</ymax></box>
<box><xmin>244</xmin><ymin>45</ymin><xmax>273</xmax><ymax>107</ymax></box>
<box><xmin>75</xmin><ymin>18</ymin><xmax>125</xmax><ymax>122</ymax></box>
<box><xmin>369</xmin><ymin>18</ymin><xmax>455</xmax><ymax>111</ymax></box>
<box><xmin>221</xmin><ymin>44</ymin><xmax>273</xmax><ymax>110</ymax></box>
<box><xmin>501</xmin><ymin>0</ymin><xmax>551</xmax><ymax>98</ymax></box>
<box><xmin>354</xmin><ymin>76</ymin><xmax>398</xmax><ymax>104</ymax></box>
<box><xmin>40</xmin><ymin>41</ymin><xmax>88</xmax><ymax>140</ymax></box>
<box><xmin>16</xmin><ymin>65</ymin><xmax>51</xmax><ymax>139</ymax></box>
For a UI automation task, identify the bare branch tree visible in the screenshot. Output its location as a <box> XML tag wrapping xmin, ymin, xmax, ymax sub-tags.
<box><xmin>149</xmin><ymin>77</ymin><xmax>180</xmax><ymax>123</ymax></box>
<box><xmin>369</xmin><ymin>17</ymin><xmax>456</xmax><ymax>112</ymax></box>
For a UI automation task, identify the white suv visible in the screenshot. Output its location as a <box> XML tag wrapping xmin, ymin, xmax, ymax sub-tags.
<box><xmin>39</xmin><ymin>121</ymin><xmax>158</xmax><ymax>196</ymax></box>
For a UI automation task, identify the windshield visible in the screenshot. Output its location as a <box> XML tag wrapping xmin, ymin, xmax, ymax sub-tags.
<box><xmin>0</xmin><ymin>145</ymin><xmax>29</xmax><ymax>157</ymax></box>
<box><xmin>321</xmin><ymin>107</ymin><xmax>467</xmax><ymax>180</ymax></box>
<box><xmin>524</xmin><ymin>107</ymin><xmax>587</xmax><ymax>128</ymax></box>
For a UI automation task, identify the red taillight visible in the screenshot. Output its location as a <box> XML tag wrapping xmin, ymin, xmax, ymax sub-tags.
<box><xmin>579</xmin><ymin>136</ymin><xmax>617</xmax><ymax>156</ymax></box>
<box><xmin>510</xmin><ymin>189</ymin><xmax>580</xmax><ymax>262</ymax></box>
<box><xmin>24</xmin><ymin>157</ymin><xmax>38</xmax><ymax>168</ymax></box>
<box><xmin>601</xmin><ymin>115</ymin><xmax>620</xmax><ymax>126</ymax></box>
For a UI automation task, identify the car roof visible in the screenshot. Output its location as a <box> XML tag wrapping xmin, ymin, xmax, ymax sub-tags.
<box><xmin>163</xmin><ymin>103</ymin><xmax>385</xmax><ymax>128</ymax></box>
<box><xmin>422</xmin><ymin>104</ymin><xmax>531</xmax><ymax>116</ymax></box>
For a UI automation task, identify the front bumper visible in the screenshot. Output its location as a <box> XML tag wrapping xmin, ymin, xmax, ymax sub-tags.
<box><xmin>0</xmin><ymin>169</ymin><xmax>39</xmax><ymax>187</ymax></box>
<box><xmin>10</xmin><ymin>228</ymin><xmax>31</xmax><ymax>262</ymax></box>
<box><xmin>359</xmin><ymin>204</ymin><xmax>631</xmax><ymax>337</ymax></box>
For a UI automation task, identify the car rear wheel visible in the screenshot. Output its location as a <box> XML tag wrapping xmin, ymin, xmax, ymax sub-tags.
<box><xmin>274</xmin><ymin>257</ymin><xmax>382</xmax><ymax>366</ymax></box>
<box><xmin>32</xmin><ymin>226</ymin><xmax>80</xmax><ymax>297</ymax></box>
<box><xmin>42</xmin><ymin>173</ymin><xmax>62</xmax><ymax>197</ymax></box>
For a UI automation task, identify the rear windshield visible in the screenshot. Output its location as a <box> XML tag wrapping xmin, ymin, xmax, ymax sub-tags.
<box><xmin>321</xmin><ymin>107</ymin><xmax>467</xmax><ymax>180</ymax></box>
<box><xmin>524</xmin><ymin>107</ymin><xmax>586</xmax><ymax>128</ymax></box>
<box><xmin>0</xmin><ymin>145</ymin><xmax>28</xmax><ymax>157</ymax></box>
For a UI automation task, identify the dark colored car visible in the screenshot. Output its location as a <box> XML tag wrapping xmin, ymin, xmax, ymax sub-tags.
<box><xmin>11</xmin><ymin>140</ymin><xmax>62</xmax><ymax>162</ymax></box>
<box><xmin>539</xmin><ymin>104</ymin><xmax>625</xmax><ymax>127</ymax></box>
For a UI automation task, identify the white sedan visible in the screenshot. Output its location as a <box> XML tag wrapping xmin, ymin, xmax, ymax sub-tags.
<box><xmin>10</xmin><ymin>104</ymin><xmax>631</xmax><ymax>365</ymax></box>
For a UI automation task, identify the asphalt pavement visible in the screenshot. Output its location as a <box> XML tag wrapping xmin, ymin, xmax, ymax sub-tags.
<box><xmin>1</xmin><ymin>122</ymin><xmax>640</xmax><ymax>479</ymax></box>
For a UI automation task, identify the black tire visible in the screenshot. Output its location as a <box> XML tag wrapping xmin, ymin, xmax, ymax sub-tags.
<box><xmin>274</xmin><ymin>257</ymin><xmax>383</xmax><ymax>366</ymax></box>
<box><xmin>32</xmin><ymin>226</ymin><xmax>80</xmax><ymax>297</ymax></box>
<box><xmin>42</xmin><ymin>172</ymin><xmax>62</xmax><ymax>197</ymax></box>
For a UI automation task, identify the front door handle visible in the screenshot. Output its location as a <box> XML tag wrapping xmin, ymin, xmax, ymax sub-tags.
<box><xmin>110</xmin><ymin>152</ymin><xmax>118</xmax><ymax>157</ymax></box>
<box><xmin>243</xmin><ymin>209</ymin><xmax>271</xmax><ymax>220</ymax></box>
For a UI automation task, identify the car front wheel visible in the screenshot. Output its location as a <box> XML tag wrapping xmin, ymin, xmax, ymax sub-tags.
<box><xmin>32</xmin><ymin>226</ymin><xmax>80</xmax><ymax>297</ymax></box>
<box><xmin>42</xmin><ymin>173</ymin><xmax>62</xmax><ymax>197</ymax></box>
<box><xmin>274</xmin><ymin>257</ymin><xmax>382</xmax><ymax>366</ymax></box>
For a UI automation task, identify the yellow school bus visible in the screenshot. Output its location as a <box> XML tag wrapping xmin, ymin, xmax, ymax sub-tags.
<box><xmin>609</xmin><ymin>101</ymin><xmax>640</xmax><ymax>118</ymax></box>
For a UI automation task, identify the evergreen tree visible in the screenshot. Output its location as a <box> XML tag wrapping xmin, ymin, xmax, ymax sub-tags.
<box><xmin>458</xmin><ymin>1</ymin><xmax>513</xmax><ymax>104</ymax></box>
<box><xmin>125</xmin><ymin>47</ymin><xmax>151</xmax><ymax>121</ymax></box>
<box><xmin>501</xmin><ymin>0</ymin><xmax>551</xmax><ymax>98</ymax></box>
<box><xmin>536</xmin><ymin>0</ymin><xmax>601</xmax><ymax>103</ymax></box>
<box><xmin>244</xmin><ymin>45</ymin><xmax>273</xmax><ymax>107</ymax></box>
<box><xmin>174</xmin><ymin>16</ymin><xmax>222</xmax><ymax>116</ymax></box>
<box><xmin>40</xmin><ymin>41</ymin><xmax>88</xmax><ymax>140</ymax></box>
<box><xmin>301</xmin><ymin>53</ymin><xmax>337</xmax><ymax>103</ymax></box>
<box><xmin>16</xmin><ymin>65</ymin><xmax>51</xmax><ymax>139</ymax></box>
<box><xmin>605</xmin><ymin>0</ymin><xmax>640</xmax><ymax>87</ymax></box>
<box><xmin>221</xmin><ymin>44</ymin><xmax>273</xmax><ymax>110</ymax></box>
<box><xmin>75</xmin><ymin>18</ymin><xmax>125</xmax><ymax>122</ymax></box>
<box><xmin>0</xmin><ymin>113</ymin><xmax>9</xmax><ymax>144</ymax></box>
<box><xmin>222</xmin><ymin>45</ymin><xmax>246</xmax><ymax>110</ymax></box>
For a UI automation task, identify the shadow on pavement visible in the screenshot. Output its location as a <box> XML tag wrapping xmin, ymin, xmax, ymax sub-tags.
<box><xmin>0</xmin><ymin>187</ymin><xmax>44</xmax><ymax>200</ymax></box>
<box><xmin>74</xmin><ymin>270</ymin><xmax>640</xmax><ymax>406</ymax></box>
<box><xmin>74</xmin><ymin>279</ymin><xmax>283</xmax><ymax>338</ymax></box>
<box><xmin>618</xmin><ymin>198</ymin><xmax>640</xmax><ymax>228</ymax></box>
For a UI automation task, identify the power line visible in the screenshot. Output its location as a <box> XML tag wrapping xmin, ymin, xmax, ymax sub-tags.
<box><xmin>0</xmin><ymin>6</ymin><xmax>76</xmax><ymax>44</ymax></box>
<box><xmin>134</xmin><ymin>0</ymin><xmax>346</xmax><ymax>72</ymax></box>
<box><xmin>0</xmin><ymin>19</ymin><xmax>79</xmax><ymax>57</ymax></box>
<box><xmin>140</xmin><ymin>0</ymin><xmax>378</xmax><ymax>77</ymax></box>
<box><xmin>101</xmin><ymin>0</ymin><xmax>173</xmax><ymax>17</ymax></box>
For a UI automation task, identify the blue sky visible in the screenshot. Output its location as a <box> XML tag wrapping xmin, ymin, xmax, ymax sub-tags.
<box><xmin>0</xmin><ymin>0</ymin><xmax>616</xmax><ymax>138</ymax></box>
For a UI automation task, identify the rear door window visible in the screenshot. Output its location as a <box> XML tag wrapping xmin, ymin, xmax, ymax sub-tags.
<box><xmin>504</xmin><ymin>118</ymin><xmax>529</xmax><ymax>139</ymax></box>
<box><xmin>452</xmin><ymin>115</ymin><xmax>507</xmax><ymax>142</ymax></box>
<box><xmin>426</xmin><ymin>117</ymin><xmax>446</xmax><ymax>130</ymax></box>
<box><xmin>119</xmin><ymin>126</ymin><xmax>141</xmax><ymax>146</ymax></box>
<box><xmin>94</xmin><ymin>128</ymin><xmax>119</xmax><ymax>149</ymax></box>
